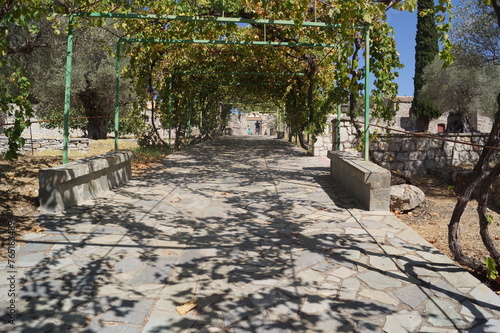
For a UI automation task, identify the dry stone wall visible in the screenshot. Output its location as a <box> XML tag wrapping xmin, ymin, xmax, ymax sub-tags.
<box><xmin>313</xmin><ymin>118</ymin><xmax>500</xmax><ymax>206</ymax></box>
<box><xmin>327</xmin><ymin>118</ymin><xmax>495</xmax><ymax>176</ymax></box>
<box><xmin>0</xmin><ymin>137</ymin><xmax>90</xmax><ymax>155</ymax></box>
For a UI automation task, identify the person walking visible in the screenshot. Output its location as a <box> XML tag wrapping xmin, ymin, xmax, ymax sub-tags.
<box><xmin>247</xmin><ymin>126</ymin><xmax>252</xmax><ymax>135</ymax></box>
<box><xmin>255</xmin><ymin>121</ymin><xmax>260</xmax><ymax>135</ymax></box>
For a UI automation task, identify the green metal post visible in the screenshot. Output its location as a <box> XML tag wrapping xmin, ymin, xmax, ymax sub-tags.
<box><xmin>168</xmin><ymin>75</ymin><xmax>173</xmax><ymax>153</ymax></box>
<box><xmin>364</xmin><ymin>25</ymin><xmax>371</xmax><ymax>162</ymax></box>
<box><xmin>200</xmin><ymin>103</ymin><xmax>203</xmax><ymax>130</ymax></box>
<box><xmin>187</xmin><ymin>99</ymin><xmax>192</xmax><ymax>144</ymax></box>
<box><xmin>337</xmin><ymin>104</ymin><xmax>341</xmax><ymax>150</ymax></box>
<box><xmin>62</xmin><ymin>15</ymin><xmax>74</xmax><ymax>164</ymax></box>
<box><xmin>114</xmin><ymin>40</ymin><xmax>121</xmax><ymax>150</ymax></box>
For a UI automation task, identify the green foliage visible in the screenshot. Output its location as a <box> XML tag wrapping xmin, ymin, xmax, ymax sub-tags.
<box><xmin>1</xmin><ymin>0</ymin><xmax>454</xmax><ymax>157</ymax></box>
<box><xmin>0</xmin><ymin>1</ymin><xmax>45</xmax><ymax>159</ymax></box>
<box><xmin>14</xmin><ymin>17</ymin><xmax>136</xmax><ymax>140</ymax></box>
<box><xmin>419</xmin><ymin>1</ymin><xmax>500</xmax><ymax>128</ymax></box>
<box><xmin>451</xmin><ymin>0</ymin><xmax>500</xmax><ymax>66</ymax></box>
<box><xmin>412</xmin><ymin>0</ymin><xmax>441</xmax><ymax>121</ymax></box>
<box><xmin>0</xmin><ymin>72</ymin><xmax>35</xmax><ymax>160</ymax></box>
<box><xmin>484</xmin><ymin>257</ymin><xmax>499</xmax><ymax>280</ymax></box>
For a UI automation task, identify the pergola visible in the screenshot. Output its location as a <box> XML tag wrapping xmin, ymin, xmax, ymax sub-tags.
<box><xmin>62</xmin><ymin>12</ymin><xmax>371</xmax><ymax>163</ymax></box>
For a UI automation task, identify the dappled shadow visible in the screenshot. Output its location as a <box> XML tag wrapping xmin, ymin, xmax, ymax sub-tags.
<box><xmin>3</xmin><ymin>136</ymin><xmax>499</xmax><ymax>332</ymax></box>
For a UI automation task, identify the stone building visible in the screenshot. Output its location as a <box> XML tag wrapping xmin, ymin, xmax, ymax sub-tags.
<box><xmin>226</xmin><ymin>112</ymin><xmax>276</xmax><ymax>136</ymax></box>
<box><xmin>384</xmin><ymin>96</ymin><xmax>493</xmax><ymax>134</ymax></box>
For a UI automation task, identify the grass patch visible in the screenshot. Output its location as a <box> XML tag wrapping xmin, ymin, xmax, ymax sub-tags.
<box><xmin>32</xmin><ymin>139</ymin><xmax>139</xmax><ymax>160</ymax></box>
<box><xmin>132</xmin><ymin>146</ymin><xmax>168</xmax><ymax>165</ymax></box>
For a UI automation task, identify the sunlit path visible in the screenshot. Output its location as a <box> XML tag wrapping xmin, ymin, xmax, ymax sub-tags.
<box><xmin>2</xmin><ymin>136</ymin><xmax>499</xmax><ymax>332</ymax></box>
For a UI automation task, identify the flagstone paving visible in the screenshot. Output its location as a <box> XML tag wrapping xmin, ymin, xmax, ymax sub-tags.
<box><xmin>2</xmin><ymin>136</ymin><xmax>500</xmax><ymax>332</ymax></box>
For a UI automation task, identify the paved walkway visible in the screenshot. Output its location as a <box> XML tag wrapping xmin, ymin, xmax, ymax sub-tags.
<box><xmin>2</xmin><ymin>136</ymin><xmax>500</xmax><ymax>332</ymax></box>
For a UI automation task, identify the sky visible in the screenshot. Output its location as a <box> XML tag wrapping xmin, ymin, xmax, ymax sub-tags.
<box><xmin>389</xmin><ymin>9</ymin><xmax>419</xmax><ymax>96</ymax></box>
<box><xmin>389</xmin><ymin>0</ymin><xmax>460</xmax><ymax>96</ymax></box>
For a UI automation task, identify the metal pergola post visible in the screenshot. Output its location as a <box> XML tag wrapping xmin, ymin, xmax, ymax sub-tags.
<box><xmin>364</xmin><ymin>25</ymin><xmax>371</xmax><ymax>162</ymax></box>
<box><xmin>168</xmin><ymin>75</ymin><xmax>173</xmax><ymax>154</ymax></box>
<box><xmin>187</xmin><ymin>99</ymin><xmax>192</xmax><ymax>144</ymax></box>
<box><xmin>62</xmin><ymin>15</ymin><xmax>74</xmax><ymax>164</ymax></box>
<box><xmin>337</xmin><ymin>104</ymin><xmax>341</xmax><ymax>150</ymax></box>
<box><xmin>114</xmin><ymin>39</ymin><xmax>121</xmax><ymax>150</ymax></box>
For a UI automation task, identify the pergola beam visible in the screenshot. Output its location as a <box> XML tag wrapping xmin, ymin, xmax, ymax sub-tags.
<box><xmin>123</xmin><ymin>38</ymin><xmax>337</xmax><ymax>48</ymax></box>
<box><xmin>74</xmin><ymin>12</ymin><xmax>344</xmax><ymax>28</ymax></box>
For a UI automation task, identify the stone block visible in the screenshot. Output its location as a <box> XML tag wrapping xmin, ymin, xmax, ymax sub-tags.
<box><xmin>427</xmin><ymin>149</ymin><xmax>435</xmax><ymax>159</ymax></box>
<box><xmin>401</xmin><ymin>140</ymin><xmax>416</xmax><ymax>151</ymax></box>
<box><xmin>396</xmin><ymin>152</ymin><xmax>410</xmax><ymax>162</ymax></box>
<box><xmin>384</xmin><ymin>152</ymin><xmax>395</xmax><ymax>162</ymax></box>
<box><xmin>415</xmin><ymin>138</ymin><xmax>429</xmax><ymax>150</ymax></box>
<box><xmin>327</xmin><ymin>151</ymin><xmax>390</xmax><ymax>211</ymax></box>
<box><xmin>424</xmin><ymin>160</ymin><xmax>436</xmax><ymax>169</ymax></box>
<box><xmin>39</xmin><ymin>150</ymin><xmax>134</xmax><ymax>213</ymax></box>
<box><xmin>389</xmin><ymin>142</ymin><xmax>401</xmax><ymax>152</ymax></box>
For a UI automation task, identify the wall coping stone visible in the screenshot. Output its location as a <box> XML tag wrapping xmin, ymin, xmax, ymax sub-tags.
<box><xmin>38</xmin><ymin>150</ymin><xmax>133</xmax><ymax>213</ymax></box>
<box><xmin>327</xmin><ymin>151</ymin><xmax>390</xmax><ymax>211</ymax></box>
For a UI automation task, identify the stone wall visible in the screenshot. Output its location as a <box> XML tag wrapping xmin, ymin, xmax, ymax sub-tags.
<box><xmin>1</xmin><ymin>115</ymin><xmax>85</xmax><ymax>138</ymax></box>
<box><xmin>312</xmin><ymin>115</ymin><xmax>335</xmax><ymax>157</ymax></box>
<box><xmin>328</xmin><ymin>118</ymin><xmax>496</xmax><ymax>176</ymax></box>
<box><xmin>0</xmin><ymin>137</ymin><xmax>90</xmax><ymax>155</ymax></box>
<box><xmin>227</xmin><ymin>113</ymin><xmax>277</xmax><ymax>136</ymax></box>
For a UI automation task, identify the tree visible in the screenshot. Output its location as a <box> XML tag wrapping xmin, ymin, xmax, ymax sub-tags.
<box><xmin>447</xmin><ymin>0</ymin><xmax>500</xmax><ymax>278</ymax></box>
<box><xmin>412</xmin><ymin>0</ymin><xmax>441</xmax><ymax>126</ymax></box>
<box><xmin>0</xmin><ymin>0</ymin><xmax>138</xmax><ymax>158</ymax></box>
<box><xmin>0</xmin><ymin>1</ymin><xmax>48</xmax><ymax>159</ymax></box>
<box><xmin>419</xmin><ymin>60</ymin><xmax>500</xmax><ymax>131</ymax></box>
<box><xmin>12</xmin><ymin>18</ymin><xmax>134</xmax><ymax>140</ymax></box>
<box><xmin>419</xmin><ymin>0</ymin><xmax>500</xmax><ymax>132</ymax></box>
<box><xmin>2</xmin><ymin>0</ymin><xmax>455</xmax><ymax>158</ymax></box>
<box><xmin>452</xmin><ymin>0</ymin><xmax>500</xmax><ymax>66</ymax></box>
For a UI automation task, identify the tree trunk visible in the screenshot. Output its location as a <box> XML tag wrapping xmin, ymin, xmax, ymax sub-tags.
<box><xmin>87</xmin><ymin>117</ymin><xmax>109</xmax><ymax>140</ymax></box>
<box><xmin>78</xmin><ymin>86</ymin><xmax>110</xmax><ymax>140</ymax></box>
<box><xmin>448</xmin><ymin>93</ymin><xmax>500</xmax><ymax>273</ymax></box>
<box><xmin>298</xmin><ymin>130</ymin><xmax>308</xmax><ymax>150</ymax></box>
<box><xmin>477</xmin><ymin>163</ymin><xmax>500</xmax><ymax>268</ymax></box>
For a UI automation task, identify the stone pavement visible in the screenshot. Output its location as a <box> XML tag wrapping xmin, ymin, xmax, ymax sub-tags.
<box><xmin>2</xmin><ymin>136</ymin><xmax>500</xmax><ymax>332</ymax></box>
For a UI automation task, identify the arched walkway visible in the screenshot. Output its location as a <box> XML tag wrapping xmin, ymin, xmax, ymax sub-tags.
<box><xmin>7</xmin><ymin>137</ymin><xmax>500</xmax><ymax>332</ymax></box>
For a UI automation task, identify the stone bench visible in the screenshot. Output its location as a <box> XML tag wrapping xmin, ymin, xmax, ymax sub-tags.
<box><xmin>327</xmin><ymin>151</ymin><xmax>390</xmax><ymax>211</ymax></box>
<box><xmin>39</xmin><ymin>150</ymin><xmax>134</xmax><ymax>213</ymax></box>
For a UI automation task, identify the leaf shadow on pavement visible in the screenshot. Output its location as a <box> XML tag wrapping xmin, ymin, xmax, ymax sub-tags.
<box><xmin>4</xmin><ymin>137</ymin><xmax>500</xmax><ymax>332</ymax></box>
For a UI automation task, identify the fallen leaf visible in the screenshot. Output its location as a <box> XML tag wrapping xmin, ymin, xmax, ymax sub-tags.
<box><xmin>33</xmin><ymin>226</ymin><xmax>44</xmax><ymax>233</ymax></box>
<box><xmin>220</xmin><ymin>192</ymin><xmax>228</xmax><ymax>195</ymax></box>
<box><xmin>408</xmin><ymin>212</ymin><xmax>413</xmax><ymax>217</ymax></box>
<box><xmin>429</xmin><ymin>212</ymin><xmax>439</xmax><ymax>216</ymax></box>
<box><xmin>176</xmin><ymin>300</ymin><xmax>197</xmax><ymax>315</ymax></box>
<box><xmin>170</xmin><ymin>197</ymin><xmax>181</xmax><ymax>203</ymax></box>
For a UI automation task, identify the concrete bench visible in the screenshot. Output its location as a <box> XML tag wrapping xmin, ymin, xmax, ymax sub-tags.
<box><xmin>39</xmin><ymin>150</ymin><xmax>134</xmax><ymax>213</ymax></box>
<box><xmin>327</xmin><ymin>151</ymin><xmax>390</xmax><ymax>211</ymax></box>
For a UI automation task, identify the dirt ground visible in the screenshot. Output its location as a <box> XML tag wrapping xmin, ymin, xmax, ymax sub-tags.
<box><xmin>1</xmin><ymin>151</ymin><xmax>500</xmax><ymax>292</ymax></box>
<box><xmin>397</xmin><ymin>173</ymin><xmax>500</xmax><ymax>292</ymax></box>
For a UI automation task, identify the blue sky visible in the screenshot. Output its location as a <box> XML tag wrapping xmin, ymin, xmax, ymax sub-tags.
<box><xmin>389</xmin><ymin>0</ymin><xmax>460</xmax><ymax>96</ymax></box>
<box><xmin>389</xmin><ymin>9</ymin><xmax>418</xmax><ymax>96</ymax></box>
